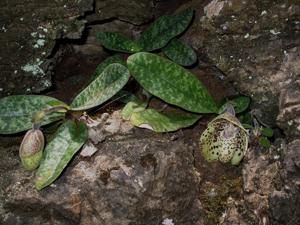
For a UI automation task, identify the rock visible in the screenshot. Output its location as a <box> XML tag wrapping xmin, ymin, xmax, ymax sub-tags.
<box><xmin>277</xmin><ymin>72</ymin><xmax>300</xmax><ymax>138</ymax></box>
<box><xmin>269</xmin><ymin>139</ymin><xmax>300</xmax><ymax>225</ymax></box>
<box><xmin>0</xmin><ymin>0</ymin><xmax>94</xmax><ymax>97</ymax></box>
<box><xmin>1</xmin><ymin>112</ymin><xmax>202</xmax><ymax>225</ymax></box>
<box><xmin>219</xmin><ymin>197</ymin><xmax>248</xmax><ymax>225</ymax></box>
<box><xmin>86</xmin><ymin>0</ymin><xmax>154</xmax><ymax>25</ymax></box>
<box><xmin>219</xmin><ymin>138</ymin><xmax>300</xmax><ymax>225</ymax></box>
<box><xmin>183</xmin><ymin>0</ymin><xmax>300</xmax><ymax>126</ymax></box>
<box><xmin>0</xmin><ymin>0</ymin><xmax>154</xmax><ymax>97</ymax></box>
<box><xmin>219</xmin><ymin>139</ymin><xmax>282</xmax><ymax>224</ymax></box>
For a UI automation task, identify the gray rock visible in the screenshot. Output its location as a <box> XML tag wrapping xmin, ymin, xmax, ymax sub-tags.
<box><xmin>0</xmin><ymin>0</ymin><xmax>94</xmax><ymax>97</ymax></box>
<box><xmin>0</xmin><ymin>0</ymin><xmax>154</xmax><ymax>97</ymax></box>
<box><xmin>183</xmin><ymin>0</ymin><xmax>300</xmax><ymax>126</ymax></box>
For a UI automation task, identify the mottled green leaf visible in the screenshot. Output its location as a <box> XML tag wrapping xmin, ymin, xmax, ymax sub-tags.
<box><xmin>127</xmin><ymin>52</ymin><xmax>218</xmax><ymax>113</ymax></box>
<box><xmin>71</xmin><ymin>63</ymin><xmax>130</xmax><ymax>111</ymax></box>
<box><xmin>139</xmin><ymin>8</ymin><xmax>194</xmax><ymax>51</ymax></box>
<box><xmin>0</xmin><ymin>95</ymin><xmax>67</xmax><ymax>134</ymax></box>
<box><xmin>121</xmin><ymin>100</ymin><xmax>147</xmax><ymax>120</ymax></box>
<box><xmin>130</xmin><ymin>108</ymin><xmax>201</xmax><ymax>132</ymax></box>
<box><xmin>259</xmin><ymin>136</ymin><xmax>271</xmax><ymax>149</ymax></box>
<box><xmin>218</xmin><ymin>96</ymin><xmax>251</xmax><ymax>114</ymax></box>
<box><xmin>96</xmin><ymin>32</ymin><xmax>142</xmax><ymax>53</ymax></box>
<box><xmin>90</xmin><ymin>55</ymin><xmax>126</xmax><ymax>81</ymax></box>
<box><xmin>261</xmin><ymin>127</ymin><xmax>273</xmax><ymax>137</ymax></box>
<box><xmin>163</xmin><ymin>38</ymin><xmax>197</xmax><ymax>66</ymax></box>
<box><xmin>34</xmin><ymin>120</ymin><xmax>88</xmax><ymax>190</ymax></box>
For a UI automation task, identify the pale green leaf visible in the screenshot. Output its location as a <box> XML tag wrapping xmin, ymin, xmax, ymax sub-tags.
<box><xmin>96</xmin><ymin>32</ymin><xmax>142</xmax><ymax>53</ymax></box>
<box><xmin>163</xmin><ymin>38</ymin><xmax>197</xmax><ymax>66</ymax></box>
<box><xmin>130</xmin><ymin>108</ymin><xmax>201</xmax><ymax>132</ymax></box>
<box><xmin>139</xmin><ymin>8</ymin><xmax>194</xmax><ymax>51</ymax></box>
<box><xmin>127</xmin><ymin>52</ymin><xmax>218</xmax><ymax>113</ymax></box>
<box><xmin>70</xmin><ymin>63</ymin><xmax>130</xmax><ymax>111</ymax></box>
<box><xmin>0</xmin><ymin>95</ymin><xmax>67</xmax><ymax>134</ymax></box>
<box><xmin>121</xmin><ymin>100</ymin><xmax>147</xmax><ymax>120</ymax></box>
<box><xmin>34</xmin><ymin>120</ymin><xmax>88</xmax><ymax>190</ymax></box>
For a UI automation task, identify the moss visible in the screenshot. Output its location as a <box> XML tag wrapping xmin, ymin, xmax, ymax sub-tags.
<box><xmin>200</xmin><ymin>176</ymin><xmax>243</xmax><ymax>225</ymax></box>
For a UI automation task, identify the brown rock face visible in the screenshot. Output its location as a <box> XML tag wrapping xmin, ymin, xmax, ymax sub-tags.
<box><xmin>269</xmin><ymin>139</ymin><xmax>300</xmax><ymax>225</ymax></box>
<box><xmin>277</xmin><ymin>71</ymin><xmax>300</xmax><ymax>138</ymax></box>
<box><xmin>1</xmin><ymin>117</ymin><xmax>202</xmax><ymax>225</ymax></box>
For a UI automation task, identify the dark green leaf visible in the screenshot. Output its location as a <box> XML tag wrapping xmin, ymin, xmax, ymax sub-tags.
<box><xmin>238</xmin><ymin>112</ymin><xmax>252</xmax><ymax>125</ymax></box>
<box><xmin>242</xmin><ymin>124</ymin><xmax>253</xmax><ymax>129</ymax></box>
<box><xmin>0</xmin><ymin>95</ymin><xmax>67</xmax><ymax>134</ymax></box>
<box><xmin>70</xmin><ymin>63</ymin><xmax>130</xmax><ymax>111</ymax></box>
<box><xmin>130</xmin><ymin>108</ymin><xmax>201</xmax><ymax>132</ymax></box>
<box><xmin>96</xmin><ymin>32</ymin><xmax>142</xmax><ymax>53</ymax></box>
<box><xmin>163</xmin><ymin>38</ymin><xmax>197</xmax><ymax>66</ymax></box>
<box><xmin>111</xmin><ymin>90</ymin><xmax>139</xmax><ymax>104</ymax></box>
<box><xmin>34</xmin><ymin>120</ymin><xmax>88</xmax><ymax>190</ymax></box>
<box><xmin>259</xmin><ymin>136</ymin><xmax>271</xmax><ymax>149</ymax></box>
<box><xmin>127</xmin><ymin>52</ymin><xmax>218</xmax><ymax>113</ymax></box>
<box><xmin>90</xmin><ymin>55</ymin><xmax>126</xmax><ymax>81</ymax></box>
<box><xmin>261</xmin><ymin>127</ymin><xmax>273</xmax><ymax>137</ymax></box>
<box><xmin>139</xmin><ymin>8</ymin><xmax>194</xmax><ymax>51</ymax></box>
<box><xmin>218</xmin><ymin>96</ymin><xmax>251</xmax><ymax>114</ymax></box>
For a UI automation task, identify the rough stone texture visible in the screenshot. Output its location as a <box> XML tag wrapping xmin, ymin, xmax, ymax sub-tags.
<box><xmin>0</xmin><ymin>0</ymin><xmax>94</xmax><ymax>97</ymax></box>
<box><xmin>218</xmin><ymin>138</ymin><xmax>300</xmax><ymax>225</ymax></box>
<box><xmin>183</xmin><ymin>0</ymin><xmax>300</xmax><ymax>127</ymax></box>
<box><xmin>241</xmin><ymin>144</ymin><xmax>281</xmax><ymax>225</ymax></box>
<box><xmin>269</xmin><ymin>139</ymin><xmax>300</xmax><ymax>225</ymax></box>
<box><xmin>0</xmin><ymin>112</ymin><xmax>202</xmax><ymax>225</ymax></box>
<box><xmin>0</xmin><ymin>0</ymin><xmax>154</xmax><ymax>97</ymax></box>
<box><xmin>86</xmin><ymin>0</ymin><xmax>154</xmax><ymax>25</ymax></box>
<box><xmin>277</xmin><ymin>73</ymin><xmax>300</xmax><ymax>138</ymax></box>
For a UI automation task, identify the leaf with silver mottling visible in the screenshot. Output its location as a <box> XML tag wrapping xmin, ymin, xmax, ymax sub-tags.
<box><xmin>0</xmin><ymin>95</ymin><xmax>67</xmax><ymax>134</ymax></box>
<box><xmin>34</xmin><ymin>120</ymin><xmax>88</xmax><ymax>190</ymax></box>
<box><xmin>139</xmin><ymin>8</ymin><xmax>194</xmax><ymax>51</ymax></box>
<box><xmin>127</xmin><ymin>52</ymin><xmax>218</xmax><ymax>113</ymax></box>
<box><xmin>96</xmin><ymin>32</ymin><xmax>142</xmax><ymax>53</ymax></box>
<box><xmin>70</xmin><ymin>63</ymin><xmax>130</xmax><ymax>111</ymax></box>
<box><xmin>163</xmin><ymin>38</ymin><xmax>197</xmax><ymax>66</ymax></box>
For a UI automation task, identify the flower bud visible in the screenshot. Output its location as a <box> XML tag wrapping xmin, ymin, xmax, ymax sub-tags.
<box><xmin>19</xmin><ymin>129</ymin><xmax>44</xmax><ymax>170</ymax></box>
